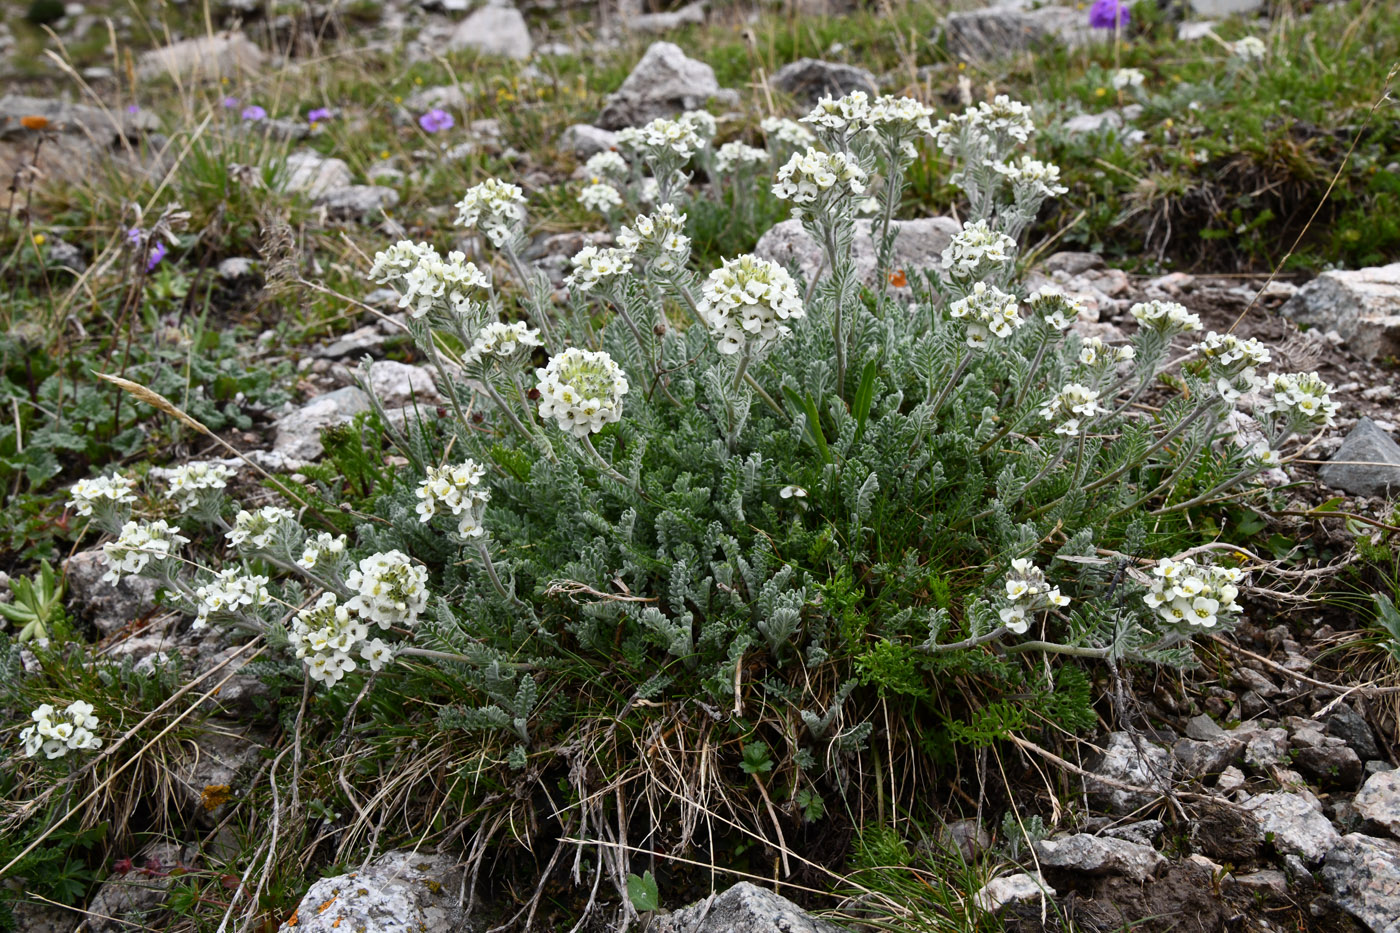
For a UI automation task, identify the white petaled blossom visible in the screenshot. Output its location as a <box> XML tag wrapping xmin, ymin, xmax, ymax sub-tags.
<box><xmin>578</xmin><ymin>182</ymin><xmax>623</xmax><ymax>213</ymax></box>
<box><xmin>289</xmin><ymin>592</ymin><xmax>368</xmax><ymax>686</ymax></box>
<box><xmin>226</xmin><ymin>506</ymin><xmax>298</xmax><ymax>552</ymax></box>
<box><xmin>582</xmin><ymin>150</ymin><xmax>628</xmax><ymax>182</ymax></box>
<box><xmin>865</xmin><ymin>94</ymin><xmax>935</xmax><ymax>159</ymax></box>
<box><xmin>366</xmin><ymin>239</ymin><xmax>434</xmax><ymax>282</ymax></box>
<box><xmin>616</xmin><ymin>203</ymin><xmax>691</xmax><ymax>272</ymax></box>
<box><xmin>369</xmin><ymin>241</ymin><xmax>491</xmax><ymax>320</ymax></box>
<box><xmin>1199</xmin><ymin>331</ymin><xmax>1271</xmax><ymax>402</ymax></box>
<box><xmin>941</xmin><ymin>220</ymin><xmax>1017</xmax><ymax>279</ymax></box>
<box><xmin>932</xmin><ymin>95</ymin><xmax>1035</xmax><ymax>152</ymax></box>
<box><xmin>998</xmin><ymin>558</ymin><xmax>1071</xmax><ymax>635</ymax></box>
<box><xmin>67</xmin><ymin>474</ymin><xmax>137</xmax><ymax>517</ymax></box>
<box><xmin>535</xmin><ymin>347</ymin><xmax>630</xmax><ymax>437</ymax></box>
<box><xmin>616</xmin><ymin>117</ymin><xmax>704</xmax><ymax>162</ymax></box>
<box><xmin>464</xmin><ymin>321</ymin><xmax>542</xmax><ymax>366</ymax></box>
<box><xmin>565</xmin><ymin>245</ymin><xmax>635</xmax><ymax>292</ymax></box>
<box><xmin>760</xmin><ymin>116</ymin><xmax>816</xmax><ymax>150</ymax></box>
<box><xmin>679</xmin><ymin>110</ymin><xmax>718</xmax><ymax>143</ymax></box>
<box><xmin>772</xmin><ymin>147</ymin><xmax>867</xmax><ymax>204</ymax></box>
<box><xmin>1250</xmin><ymin>442</ymin><xmax>1282</xmax><ymax>467</ymax></box>
<box><xmin>697</xmin><ymin>255</ymin><xmax>806</xmax><ymax>356</ymax></box>
<box><xmin>1026</xmin><ymin>286</ymin><xmax>1085</xmax><ymax>331</ymax></box>
<box><xmin>1040</xmin><ymin>383</ymin><xmax>1108</xmax><ymax>436</ymax></box>
<box><xmin>164</xmin><ymin>462</ymin><xmax>235</xmax><ymax>509</ymax></box>
<box><xmin>19</xmin><ymin>701</ymin><xmax>103</xmax><ymax>759</ymax></box>
<box><xmin>1143</xmin><ymin>557</ymin><xmax>1244</xmax><ymax>631</ymax></box>
<box><xmin>345</xmin><ymin>551</ymin><xmax>430</xmax><ymax>629</ymax></box>
<box><xmin>192</xmin><ymin>569</ymin><xmax>271</xmax><ymax>628</ymax></box>
<box><xmin>1130</xmin><ymin>300</ymin><xmax>1203</xmax><ymax>336</ymax></box>
<box><xmin>992</xmin><ymin>157</ymin><xmax>1068</xmax><ymax>201</ymax></box>
<box><xmin>298</xmin><ymin>532</ymin><xmax>348</xmax><ymax>570</ymax></box>
<box><xmin>800</xmin><ymin>91</ymin><xmax>872</xmax><ymax>134</ymax></box>
<box><xmin>1079</xmin><ymin>336</ymin><xmax>1136</xmax><ymax>366</ymax></box>
<box><xmin>1111</xmin><ymin>68</ymin><xmax>1146</xmax><ymax>91</ymax></box>
<box><xmin>360</xmin><ymin>637</ymin><xmax>395</xmax><ymax>672</ymax></box>
<box><xmin>1232</xmin><ymin>36</ymin><xmax>1267</xmax><ymax>63</ymax></box>
<box><xmin>949</xmin><ymin>282</ymin><xmax>1022</xmax><ymax>349</ymax></box>
<box><xmin>102</xmin><ymin>520</ymin><xmax>188</xmax><ymax>584</ymax></box>
<box><xmin>713</xmin><ymin>141</ymin><xmax>769</xmax><ymax>175</ymax></box>
<box><xmin>416</xmin><ymin>460</ymin><xmax>490</xmax><ymax>538</ymax></box>
<box><xmin>453</xmin><ymin>178</ymin><xmax>528</xmax><ymax>248</ymax></box>
<box><xmin>1256</xmin><ymin>371</ymin><xmax>1340</xmax><ymax>429</ymax></box>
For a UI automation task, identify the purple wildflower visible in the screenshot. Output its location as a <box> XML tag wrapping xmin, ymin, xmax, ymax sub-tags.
<box><xmin>1088</xmin><ymin>0</ymin><xmax>1130</xmax><ymax>29</ymax></box>
<box><xmin>307</xmin><ymin>107</ymin><xmax>333</xmax><ymax>124</ymax></box>
<box><xmin>127</xmin><ymin>227</ymin><xmax>142</xmax><ymax>246</ymax></box>
<box><xmin>222</xmin><ymin>96</ymin><xmax>240</xmax><ymax>109</ymax></box>
<box><xmin>241</xmin><ymin>105</ymin><xmax>267</xmax><ymax>122</ymax></box>
<box><xmin>146</xmin><ymin>241</ymin><xmax>167</xmax><ymax>271</ymax></box>
<box><xmin>418</xmin><ymin>109</ymin><xmax>454</xmax><ymax>133</ymax></box>
<box><xmin>126</xmin><ymin>104</ymin><xmax>140</xmax><ymax>114</ymax></box>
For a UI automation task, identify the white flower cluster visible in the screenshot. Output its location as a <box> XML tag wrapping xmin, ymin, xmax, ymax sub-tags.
<box><xmin>102</xmin><ymin>520</ymin><xmax>188</xmax><ymax>584</ymax></box>
<box><xmin>801</xmin><ymin>91</ymin><xmax>871</xmax><ymax>134</ymax></box>
<box><xmin>1079</xmin><ymin>336</ymin><xmax>1136</xmax><ymax>366</ymax></box>
<box><xmin>535</xmin><ymin>347</ymin><xmax>630</xmax><ymax>437</ymax></box>
<box><xmin>368</xmin><ymin>241</ymin><xmax>492</xmax><ymax>319</ymax></box>
<box><xmin>866</xmin><ymin>94</ymin><xmax>935</xmax><ymax>159</ymax></box>
<box><xmin>192</xmin><ymin>568</ymin><xmax>271</xmax><ymax>628</ymax></box>
<box><xmin>67</xmin><ymin>474</ymin><xmax>137</xmax><ymax>517</ymax></box>
<box><xmin>1026</xmin><ymin>286</ymin><xmax>1085</xmax><ymax>331</ymax></box>
<box><xmin>713</xmin><ymin>141</ymin><xmax>769</xmax><ymax>175</ymax></box>
<box><xmin>416</xmin><ymin>460</ymin><xmax>490</xmax><ymax>538</ymax></box>
<box><xmin>227</xmin><ymin>506</ymin><xmax>298</xmax><ymax>552</ymax></box>
<box><xmin>1143</xmin><ymin>557</ymin><xmax>1243</xmax><ymax>630</ymax></box>
<box><xmin>1111</xmin><ymin>68</ymin><xmax>1146</xmax><ymax>91</ymax></box>
<box><xmin>933</xmin><ymin>95</ymin><xmax>1035</xmax><ymax>151</ymax></box>
<box><xmin>1040</xmin><ymin>383</ymin><xmax>1108</xmax><ymax>436</ymax></box>
<box><xmin>616</xmin><ymin>116</ymin><xmax>704</xmax><ymax>162</ymax></box>
<box><xmin>942</xmin><ymin>220</ymin><xmax>1017</xmax><ymax>279</ymax></box>
<box><xmin>680</xmin><ymin>110</ymin><xmax>718</xmax><ymax>142</ymax></box>
<box><xmin>289</xmin><ymin>593</ymin><xmax>390</xmax><ymax>685</ymax></box>
<box><xmin>578</xmin><ymin>182</ymin><xmax>623</xmax><ymax>213</ymax></box>
<box><xmin>760</xmin><ymin>116</ymin><xmax>816</xmax><ymax>150</ymax></box>
<box><xmin>617</xmin><ymin>204</ymin><xmax>691</xmax><ymax>272</ymax></box>
<box><xmin>164</xmin><ymin>462</ymin><xmax>234</xmax><ymax>509</ymax></box>
<box><xmin>583</xmin><ymin>150</ymin><xmax>628</xmax><ymax>182</ymax></box>
<box><xmin>20</xmin><ymin>701</ymin><xmax>102</xmax><ymax>759</ymax></box>
<box><xmin>993</xmin><ymin>157</ymin><xmax>1068</xmax><ymax>201</ymax></box>
<box><xmin>1232</xmin><ymin>36</ymin><xmax>1267</xmax><ymax>63</ymax></box>
<box><xmin>999</xmin><ymin>558</ymin><xmax>1070</xmax><ymax>634</ymax></box>
<box><xmin>1257</xmin><ymin>371</ymin><xmax>1340</xmax><ymax>428</ymax></box>
<box><xmin>346</xmin><ymin>550</ymin><xmax>429</xmax><ymax>629</ymax></box>
<box><xmin>772</xmin><ymin>147</ymin><xmax>867</xmax><ymax>204</ymax></box>
<box><xmin>949</xmin><ymin>282</ymin><xmax>1022</xmax><ymax>349</ymax></box>
<box><xmin>464</xmin><ymin>321</ymin><xmax>542</xmax><ymax>366</ymax></box>
<box><xmin>454</xmin><ymin>178</ymin><xmax>528</xmax><ymax>248</ymax></box>
<box><xmin>1199</xmin><ymin>331</ymin><xmax>1271</xmax><ymax>401</ymax></box>
<box><xmin>565</xmin><ymin>245</ymin><xmax>634</xmax><ymax>292</ymax></box>
<box><xmin>298</xmin><ymin>532</ymin><xmax>348</xmax><ymax>571</ymax></box>
<box><xmin>697</xmin><ymin>255</ymin><xmax>806</xmax><ymax>355</ymax></box>
<box><xmin>1129</xmin><ymin>300</ymin><xmax>1203</xmax><ymax>336</ymax></box>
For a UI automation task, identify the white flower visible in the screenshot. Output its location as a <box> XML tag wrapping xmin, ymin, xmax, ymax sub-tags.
<box><xmin>760</xmin><ymin>116</ymin><xmax>816</xmax><ymax>150</ymax></box>
<box><xmin>298</xmin><ymin>532</ymin><xmax>348</xmax><ymax>571</ymax></box>
<box><xmin>1078</xmin><ymin>336</ymin><xmax>1135</xmax><ymax>366</ymax></box>
<box><xmin>192</xmin><ymin>569</ymin><xmax>271</xmax><ymax>628</ymax></box>
<box><xmin>101</xmin><ymin>520</ymin><xmax>189</xmax><ymax>584</ymax></box>
<box><xmin>942</xmin><ymin>220</ymin><xmax>1017</xmax><ymax>279</ymax></box>
<box><xmin>227</xmin><ymin>506</ymin><xmax>298</xmax><ymax>552</ymax></box>
<box><xmin>1026</xmin><ymin>286</ymin><xmax>1085</xmax><ymax>331</ymax></box>
<box><xmin>582</xmin><ymin>150</ymin><xmax>628</xmax><ymax>182</ymax></box>
<box><xmin>369</xmin><ymin>241</ymin><xmax>491</xmax><ymax>320</ymax></box>
<box><xmin>578</xmin><ymin>182</ymin><xmax>623</xmax><ymax>213</ymax></box>
<box><xmin>454</xmin><ymin>178</ymin><xmax>528</xmax><ymax>248</ymax></box>
<box><xmin>1232</xmin><ymin>36</ymin><xmax>1267</xmax><ymax>63</ymax></box>
<box><xmin>565</xmin><ymin>245</ymin><xmax>635</xmax><ymax>292</ymax></box>
<box><xmin>1144</xmin><ymin>557</ymin><xmax>1244</xmax><ymax>631</ymax></box>
<box><xmin>998</xmin><ymin>558</ymin><xmax>1070</xmax><ymax>635</ymax></box>
<box><xmin>345</xmin><ymin>550</ymin><xmax>429</xmax><ymax>629</ymax></box>
<box><xmin>19</xmin><ymin>700</ymin><xmax>103</xmax><ymax>759</ymax></box>
<box><xmin>416</xmin><ymin>459</ymin><xmax>490</xmax><ymax>538</ymax></box>
<box><xmin>992</xmin><ymin>157</ymin><xmax>1068</xmax><ymax>201</ymax></box>
<box><xmin>1040</xmin><ymin>383</ymin><xmax>1108</xmax><ymax>436</ymax></box>
<box><xmin>360</xmin><ymin>637</ymin><xmax>395</xmax><ymax>671</ymax></box>
<box><xmin>933</xmin><ymin>95</ymin><xmax>1035</xmax><ymax>152</ymax></box>
<box><xmin>616</xmin><ymin>203</ymin><xmax>691</xmax><ymax>272</ymax></box>
<box><xmin>866</xmin><ymin>94</ymin><xmax>934</xmax><ymax>160</ymax></box>
<box><xmin>289</xmin><ymin>592</ymin><xmax>368</xmax><ymax>685</ymax></box>
<box><xmin>1111</xmin><ymin>68</ymin><xmax>1146</xmax><ymax>91</ymax></box>
<box><xmin>772</xmin><ymin>147</ymin><xmax>867</xmax><ymax>204</ymax></box>
<box><xmin>948</xmin><ymin>281</ymin><xmax>1022</xmax><ymax>348</ymax></box>
<box><xmin>67</xmin><ymin>474</ymin><xmax>137</xmax><ymax>517</ymax></box>
<box><xmin>464</xmin><ymin>321</ymin><xmax>542</xmax><ymax>366</ymax></box>
<box><xmin>779</xmin><ymin>485</ymin><xmax>807</xmax><ymax>499</ymax></box>
<box><xmin>164</xmin><ymin>461</ymin><xmax>235</xmax><ymax>509</ymax></box>
<box><xmin>800</xmin><ymin>91</ymin><xmax>872</xmax><ymax>134</ymax></box>
<box><xmin>679</xmin><ymin>109</ymin><xmax>718</xmax><ymax>143</ymax></box>
<box><xmin>535</xmin><ymin>347</ymin><xmax>629</xmax><ymax>437</ymax></box>
<box><xmin>713</xmin><ymin>141</ymin><xmax>769</xmax><ymax>175</ymax></box>
<box><xmin>616</xmin><ymin>116</ymin><xmax>704</xmax><ymax>162</ymax></box>
<box><xmin>1130</xmin><ymin>300</ymin><xmax>1203</xmax><ymax>336</ymax></box>
<box><xmin>1256</xmin><ymin>371</ymin><xmax>1339</xmax><ymax>428</ymax></box>
<box><xmin>1199</xmin><ymin>331</ymin><xmax>1271</xmax><ymax>401</ymax></box>
<box><xmin>697</xmin><ymin>255</ymin><xmax>806</xmax><ymax>355</ymax></box>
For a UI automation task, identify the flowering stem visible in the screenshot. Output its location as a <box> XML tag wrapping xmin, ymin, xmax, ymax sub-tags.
<box><xmin>1080</xmin><ymin>398</ymin><xmax>1217</xmax><ymax>495</ymax></box>
<box><xmin>477</xmin><ymin>539</ymin><xmax>525</xmax><ymax>607</ymax></box>
<box><xmin>1013</xmin><ymin>334</ymin><xmax>1052</xmax><ymax>411</ymax></box>
<box><xmin>399</xmin><ymin>645</ymin><xmax>533</xmax><ymax>670</ymax></box>
<box><xmin>821</xmin><ymin>222</ymin><xmax>849</xmax><ymax>401</ymax></box>
<box><xmin>743</xmin><ymin>371</ymin><xmax>789</xmax><ymax>422</ymax></box>
<box><xmin>666</xmin><ymin>272</ymin><xmax>706</xmax><ymax>329</ymax></box>
<box><xmin>581</xmin><ymin>433</ymin><xmax>641</xmax><ymax>497</ymax></box>
<box><xmin>1149</xmin><ymin>464</ymin><xmax>1267</xmax><ymax>517</ymax></box>
<box><xmin>929</xmin><ymin>350</ymin><xmax>971</xmax><ymax>419</ymax></box>
<box><xmin>732</xmin><ymin>351</ymin><xmax>752</xmax><ymax>394</ymax></box>
<box><xmin>920</xmin><ymin>625</ymin><xmax>1009</xmax><ymax>653</ymax></box>
<box><xmin>502</xmin><ymin>246</ymin><xmax>557</xmax><ymax>349</ymax></box>
<box><xmin>1003</xmin><ymin>640</ymin><xmax>1111</xmax><ymax>660</ymax></box>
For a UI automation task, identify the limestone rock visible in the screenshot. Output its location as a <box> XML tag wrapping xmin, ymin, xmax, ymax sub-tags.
<box><xmin>1293</xmin><ymin>745</ymin><xmax>1364</xmax><ymax>791</ymax></box>
<box><xmin>280</xmin><ymin>150</ymin><xmax>354</xmax><ymax>197</ymax></box>
<box><xmin>558</xmin><ymin>123</ymin><xmax>619</xmax><ymax>157</ymax></box>
<box><xmin>274</xmin><ymin>387</ymin><xmax>372</xmax><ymax>461</ymax></box>
<box><xmin>1034</xmin><ymin>834</ymin><xmax>1166</xmax><ymax>883</ymax></box>
<box><xmin>171</xmin><ymin>723</ymin><xmax>261</xmax><ymax>819</ymax></box>
<box><xmin>0</xmin><ymin>95</ymin><xmax>158</xmax><ymax>205</ymax></box>
<box><xmin>973</xmin><ymin>872</ymin><xmax>1056</xmax><ymax>913</ymax></box>
<box><xmin>87</xmin><ymin>841</ymin><xmax>194</xmax><ymax>933</ymax></box>
<box><xmin>366</xmin><ymin>360</ymin><xmax>439</xmax><ymax>406</ymax></box>
<box><xmin>770</xmin><ymin>59</ymin><xmax>878</xmax><ymax>104</ymax></box>
<box><xmin>64</xmin><ymin>549</ymin><xmax>159</xmax><ymax>636</ymax></box>
<box><xmin>136</xmin><ymin>32</ymin><xmax>264</xmax><ymax>82</ymax></box>
<box><xmin>1085</xmin><ymin>731</ymin><xmax>1174</xmax><ymax>814</ymax></box>
<box><xmin>275</xmin><ymin>850</ymin><xmax>467</xmax><ymax>933</ymax></box>
<box><xmin>942</xmin><ymin>5</ymin><xmax>1093</xmax><ymax>63</ymax></box>
<box><xmin>1241</xmin><ymin>792</ymin><xmax>1341</xmax><ymax>863</ymax></box>
<box><xmin>1320</xmin><ymin>834</ymin><xmax>1400</xmax><ymax>933</ymax></box>
<box><xmin>755</xmin><ymin>216</ymin><xmax>960</xmax><ymax>291</ymax></box>
<box><xmin>651</xmin><ymin>882</ymin><xmax>847</xmax><ymax>933</ymax></box>
<box><xmin>1280</xmin><ymin>263</ymin><xmax>1400</xmax><ymax>361</ymax></box>
<box><xmin>1173</xmin><ymin>734</ymin><xmax>1244</xmax><ymax>778</ymax></box>
<box><xmin>316</xmin><ymin>185</ymin><xmax>401</xmax><ymax>220</ymax></box>
<box><xmin>1355</xmin><ymin>770</ymin><xmax>1400</xmax><ymax>838</ymax></box>
<box><xmin>1318</xmin><ymin>418</ymin><xmax>1400</xmax><ymax>499</ymax></box>
<box><xmin>597</xmin><ymin>41</ymin><xmax>737</xmax><ymax>129</ymax></box>
<box><xmin>624</xmin><ymin>0</ymin><xmax>707</xmax><ymax>33</ymax></box>
<box><xmin>447</xmin><ymin>2</ymin><xmax>532</xmax><ymax>59</ymax></box>
<box><xmin>1188</xmin><ymin>0</ymin><xmax>1265</xmax><ymax>16</ymax></box>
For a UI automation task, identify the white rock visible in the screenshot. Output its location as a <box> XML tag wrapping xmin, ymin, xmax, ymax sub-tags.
<box><xmin>943</xmin><ymin>5</ymin><xmax>1093</xmax><ymax>62</ymax></box>
<box><xmin>275</xmin><ymin>850</ymin><xmax>466</xmax><ymax>933</ymax></box>
<box><xmin>1320</xmin><ymin>834</ymin><xmax>1400</xmax><ymax>933</ymax></box>
<box><xmin>754</xmin><ymin>216</ymin><xmax>961</xmax><ymax>291</ymax></box>
<box><xmin>1033</xmin><ymin>834</ymin><xmax>1166</xmax><ymax>883</ymax></box>
<box><xmin>1354</xmin><ymin>770</ymin><xmax>1400</xmax><ymax>838</ymax></box>
<box><xmin>136</xmin><ymin>32</ymin><xmax>264</xmax><ymax>82</ymax></box>
<box><xmin>558</xmin><ymin>123</ymin><xmax>619</xmax><ymax>157</ymax></box>
<box><xmin>316</xmin><ymin>185</ymin><xmax>401</xmax><ymax>220</ymax></box>
<box><xmin>274</xmin><ymin>387</ymin><xmax>372</xmax><ymax>461</ymax></box>
<box><xmin>1241</xmin><ymin>792</ymin><xmax>1341</xmax><ymax>863</ymax></box>
<box><xmin>63</xmin><ymin>550</ymin><xmax>159</xmax><ymax>637</ymax></box>
<box><xmin>597</xmin><ymin>41</ymin><xmax>737</xmax><ymax>129</ymax></box>
<box><xmin>367</xmin><ymin>361</ymin><xmax>439</xmax><ymax>406</ymax></box>
<box><xmin>973</xmin><ymin>872</ymin><xmax>1056</xmax><ymax>913</ymax></box>
<box><xmin>624</xmin><ymin>0</ymin><xmax>707</xmax><ymax>33</ymax></box>
<box><xmin>447</xmin><ymin>2</ymin><xmax>532</xmax><ymax>60</ymax></box>
<box><xmin>1086</xmin><ymin>731</ymin><xmax>1175</xmax><ymax>814</ymax></box>
<box><xmin>1177</xmin><ymin>20</ymin><xmax>1219</xmax><ymax>41</ymax></box>
<box><xmin>650</xmin><ymin>882</ymin><xmax>845</xmax><ymax>933</ymax></box>
<box><xmin>1280</xmin><ymin>263</ymin><xmax>1400</xmax><ymax>361</ymax></box>
<box><xmin>280</xmin><ymin>150</ymin><xmax>353</xmax><ymax>197</ymax></box>
<box><xmin>1188</xmin><ymin>0</ymin><xmax>1264</xmax><ymax>16</ymax></box>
